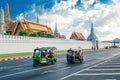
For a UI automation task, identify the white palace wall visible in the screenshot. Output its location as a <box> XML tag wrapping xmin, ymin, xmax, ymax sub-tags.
<box><xmin>0</xmin><ymin>35</ymin><xmax>113</xmax><ymax>54</ymax></box>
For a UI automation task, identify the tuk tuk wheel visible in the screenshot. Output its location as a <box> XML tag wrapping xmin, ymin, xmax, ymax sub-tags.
<box><xmin>33</xmin><ymin>60</ymin><xmax>39</xmax><ymax>67</ymax></box>
<box><xmin>51</xmin><ymin>60</ymin><xmax>55</xmax><ymax>64</ymax></box>
<box><xmin>80</xmin><ymin>59</ymin><xmax>83</xmax><ymax>63</ymax></box>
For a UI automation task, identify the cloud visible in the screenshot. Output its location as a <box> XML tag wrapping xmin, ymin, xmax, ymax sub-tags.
<box><xmin>53</xmin><ymin>0</ymin><xmax>78</xmax><ymax>11</ymax></box>
<box><xmin>81</xmin><ymin>0</ymin><xmax>96</xmax><ymax>9</ymax></box>
<box><xmin>19</xmin><ymin>0</ymin><xmax>120</xmax><ymax>41</ymax></box>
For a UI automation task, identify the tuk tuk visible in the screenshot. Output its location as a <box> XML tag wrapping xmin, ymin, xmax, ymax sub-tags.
<box><xmin>66</xmin><ymin>48</ymin><xmax>83</xmax><ymax>64</ymax></box>
<box><xmin>33</xmin><ymin>47</ymin><xmax>57</xmax><ymax>67</ymax></box>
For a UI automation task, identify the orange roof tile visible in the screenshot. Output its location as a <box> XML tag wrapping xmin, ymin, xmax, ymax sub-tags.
<box><xmin>7</xmin><ymin>22</ymin><xmax>17</xmax><ymax>31</ymax></box>
<box><xmin>28</xmin><ymin>22</ymin><xmax>48</xmax><ymax>32</ymax></box>
<box><xmin>70</xmin><ymin>32</ymin><xmax>85</xmax><ymax>40</ymax></box>
<box><xmin>22</xmin><ymin>23</ymin><xmax>29</xmax><ymax>30</ymax></box>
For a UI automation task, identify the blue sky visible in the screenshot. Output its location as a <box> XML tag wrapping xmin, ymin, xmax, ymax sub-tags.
<box><xmin>0</xmin><ymin>0</ymin><xmax>119</xmax><ymax>41</ymax></box>
<box><xmin>0</xmin><ymin>0</ymin><xmax>112</xmax><ymax>20</ymax></box>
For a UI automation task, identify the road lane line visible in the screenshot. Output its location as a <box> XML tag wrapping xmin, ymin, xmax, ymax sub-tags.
<box><xmin>102</xmin><ymin>63</ymin><xmax>120</xmax><ymax>65</ymax></box>
<box><xmin>74</xmin><ymin>73</ymin><xmax>120</xmax><ymax>76</ymax></box>
<box><xmin>41</xmin><ymin>67</ymin><xmax>70</xmax><ymax>74</ymax></box>
<box><xmin>87</xmin><ymin>68</ymin><xmax>120</xmax><ymax>71</ymax></box>
<box><xmin>41</xmin><ymin>70</ymin><xmax>54</xmax><ymax>74</ymax></box>
<box><xmin>0</xmin><ymin>64</ymin><xmax>61</xmax><ymax>79</ymax></box>
<box><xmin>93</xmin><ymin>65</ymin><xmax>120</xmax><ymax>68</ymax></box>
<box><xmin>107</xmin><ymin>61</ymin><xmax>120</xmax><ymax>63</ymax></box>
<box><xmin>104</xmin><ymin>79</ymin><xmax>117</xmax><ymax>80</ymax></box>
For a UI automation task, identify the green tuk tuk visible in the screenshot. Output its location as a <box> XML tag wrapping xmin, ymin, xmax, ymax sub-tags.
<box><xmin>33</xmin><ymin>47</ymin><xmax>57</xmax><ymax>67</ymax></box>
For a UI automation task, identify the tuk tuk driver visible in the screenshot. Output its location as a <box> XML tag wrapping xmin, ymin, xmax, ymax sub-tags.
<box><xmin>41</xmin><ymin>50</ymin><xmax>46</xmax><ymax>58</ymax></box>
<box><xmin>67</xmin><ymin>48</ymin><xmax>74</xmax><ymax>55</ymax></box>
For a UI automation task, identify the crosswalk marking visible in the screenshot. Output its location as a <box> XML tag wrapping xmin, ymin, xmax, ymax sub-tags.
<box><xmin>75</xmin><ymin>73</ymin><xmax>120</xmax><ymax>76</ymax></box>
<box><xmin>86</xmin><ymin>68</ymin><xmax>120</xmax><ymax>71</ymax></box>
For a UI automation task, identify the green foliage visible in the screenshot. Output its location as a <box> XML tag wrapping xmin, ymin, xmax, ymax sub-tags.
<box><xmin>46</xmin><ymin>33</ymin><xmax>54</xmax><ymax>38</ymax></box>
<box><xmin>37</xmin><ymin>31</ymin><xmax>46</xmax><ymax>37</ymax></box>
<box><xmin>37</xmin><ymin>31</ymin><xmax>54</xmax><ymax>38</ymax></box>
<box><xmin>19</xmin><ymin>30</ymin><xmax>29</xmax><ymax>36</ymax></box>
<box><xmin>29</xmin><ymin>33</ymin><xmax>38</xmax><ymax>37</ymax></box>
<box><xmin>18</xmin><ymin>30</ymin><xmax>54</xmax><ymax>38</ymax></box>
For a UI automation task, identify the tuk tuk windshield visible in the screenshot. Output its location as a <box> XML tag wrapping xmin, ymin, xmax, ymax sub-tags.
<box><xmin>34</xmin><ymin>49</ymin><xmax>41</xmax><ymax>57</ymax></box>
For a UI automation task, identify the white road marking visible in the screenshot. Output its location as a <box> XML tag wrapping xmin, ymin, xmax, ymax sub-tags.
<box><xmin>74</xmin><ymin>73</ymin><xmax>120</xmax><ymax>76</ymax></box>
<box><xmin>41</xmin><ymin>67</ymin><xmax>70</xmax><ymax>74</ymax></box>
<box><xmin>107</xmin><ymin>61</ymin><xmax>120</xmax><ymax>63</ymax></box>
<box><xmin>58</xmin><ymin>56</ymin><xmax>113</xmax><ymax>80</ymax></box>
<box><xmin>104</xmin><ymin>79</ymin><xmax>117</xmax><ymax>80</ymax></box>
<box><xmin>87</xmin><ymin>68</ymin><xmax>120</xmax><ymax>71</ymax></box>
<box><xmin>41</xmin><ymin>70</ymin><xmax>54</xmax><ymax>74</ymax></box>
<box><xmin>0</xmin><ymin>64</ymin><xmax>61</xmax><ymax>79</ymax></box>
<box><xmin>93</xmin><ymin>65</ymin><xmax>120</xmax><ymax>68</ymax></box>
<box><xmin>102</xmin><ymin>63</ymin><xmax>120</xmax><ymax>65</ymax></box>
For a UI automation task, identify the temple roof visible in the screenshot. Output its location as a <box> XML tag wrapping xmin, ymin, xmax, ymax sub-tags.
<box><xmin>7</xmin><ymin>22</ymin><xmax>16</xmax><ymax>32</ymax></box>
<box><xmin>70</xmin><ymin>32</ymin><xmax>85</xmax><ymax>40</ymax></box>
<box><xmin>27</xmin><ymin>21</ymin><xmax>48</xmax><ymax>32</ymax></box>
<box><xmin>7</xmin><ymin>20</ymin><xmax>53</xmax><ymax>35</ymax></box>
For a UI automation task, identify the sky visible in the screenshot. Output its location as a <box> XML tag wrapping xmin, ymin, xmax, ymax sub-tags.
<box><xmin>0</xmin><ymin>0</ymin><xmax>119</xmax><ymax>41</ymax></box>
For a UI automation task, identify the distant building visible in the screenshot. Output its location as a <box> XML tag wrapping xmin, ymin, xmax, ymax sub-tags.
<box><xmin>4</xmin><ymin>2</ymin><xmax>12</xmax><ymax>30</ymax></box>
<box><xmin>0</xmin><ymin>2</ymin><xmax>13</xmax><ymax>34</ymax></box>
<box><xmin>7</xmin><ymin>19</ymin><xmax>53</xmax><ymax>35</ymax></box>
<box><xmin>54</xmin><ymin>23</ymin><xmax>60</xmax><ymax>37</ymax></box>
<box><xmin>0</xmin><ymin>2</ymin><xmax>54</xmax><ymax>36</ymax></box>
<box><xmin>87</xmin><ymin>23</ymin><xmax>98</xmax><ymax>49</ymax></box>
<box><xmin>70</xmin><ymin>32</ymin><xmax>85</xmax><ymax>40</ymax></box>
<box><xmin>0</xmin><ymin>8</ymin><xmax>5</xmax><ymax>34</ymax></box>
<box><xmin>54</xmin><ymin>23</ymin><xmax>66</xmax><ymax>39</ymax></box>
<box><xmin>0</xmin><ymin>2</ymin><xmax>66</xmax><ymax>38</ymax></box>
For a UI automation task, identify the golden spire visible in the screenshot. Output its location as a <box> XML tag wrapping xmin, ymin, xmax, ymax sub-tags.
<box><xmin>36</xmin><ymin>14</ymin><xmax>40</xmax><ymax>24</ymax></box>
<box><xmin>5</xmin><ymin>2</ymin><xmax>11</xmax><ymax>22</ymax></box>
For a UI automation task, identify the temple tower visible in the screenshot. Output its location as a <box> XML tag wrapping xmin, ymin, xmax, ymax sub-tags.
<box><xmin>87</xmin><ymin>23</ymin><xmax>98</xmax><ymax>50</ymax></box>
<box><xmin>5</xmin><ymin>2</ymin><xmax>11</xmax><ymax>22</ymax></box>
<box><xmin>4</xmin><ymin>2</ymin><xmax>11</xmax><ymax>31</ymax></box>
<box><xmin>54</xmin><ymin>23</ymin><xmax>59</xmax><ymax>37</ymax></box>
<box><xmin>36</xmin><ymin>14</ymin><xmax>40</xmax><ymax>24</ymax></box>
<box><xmin>0</xmin><ymin>8</ymin><xmax>5</xmax><ymax>34</ymax></box>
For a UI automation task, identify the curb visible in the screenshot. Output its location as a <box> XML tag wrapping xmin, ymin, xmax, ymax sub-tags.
<box><xmin>0</xmin><ymin>56</ymin><xmax>32</xmax><ymax>62</ymax></box>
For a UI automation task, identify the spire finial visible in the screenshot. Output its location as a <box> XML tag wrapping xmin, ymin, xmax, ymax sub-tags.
<box><xmin>36</xmin><ymin>14</ymin><xmax>40</xmax><ymax>24</ymax></box>
<box><xmin>91</xmin><ymin>23</ymin><xmax>94</xmax><ymax>34</ymax></box>
<box><xmin>55</xmin><ymin>23</ymin><xmax>58</xmax><ymax>33</ymax></box>
<box><xmin>54</xmin><ymin>22</ymin><xmax>59</xmax><ymax>37</ymax></box>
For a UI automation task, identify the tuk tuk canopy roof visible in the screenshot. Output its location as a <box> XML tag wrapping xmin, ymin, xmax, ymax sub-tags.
<box><xmin>35</xmin><ymin>47</ymin><xmax>57</xmax><ymax>51</ymax></box>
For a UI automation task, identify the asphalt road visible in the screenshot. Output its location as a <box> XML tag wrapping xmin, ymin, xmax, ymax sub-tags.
<box><xmin>1</xmin><ymin>48</ymin><xmax>120</xmax><ymax>80</ymax></box>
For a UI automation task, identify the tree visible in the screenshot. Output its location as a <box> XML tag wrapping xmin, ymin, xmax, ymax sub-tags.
<box><xmin>19</xmin><ymin>30</ymin><xmax>29</xmax><ymax>36</ymax></box>
<box><xmin>37</xmin><ymin>31</ymin><xmax>47</xmax><ymax>37</ymax></box>
<box><xmin>46</xmin><ymin>33</ymin><xmax>54</xmax><ymax>38</ymax></box>
<box><xmin>29</xmin><ymin>33</ymin><xmax>38</xmax><ymax>37</ymax></box>
<box><xmin>37</xmin><ymin>31</ymin><xmax>54</xmax><ymax>38</ymax></box>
